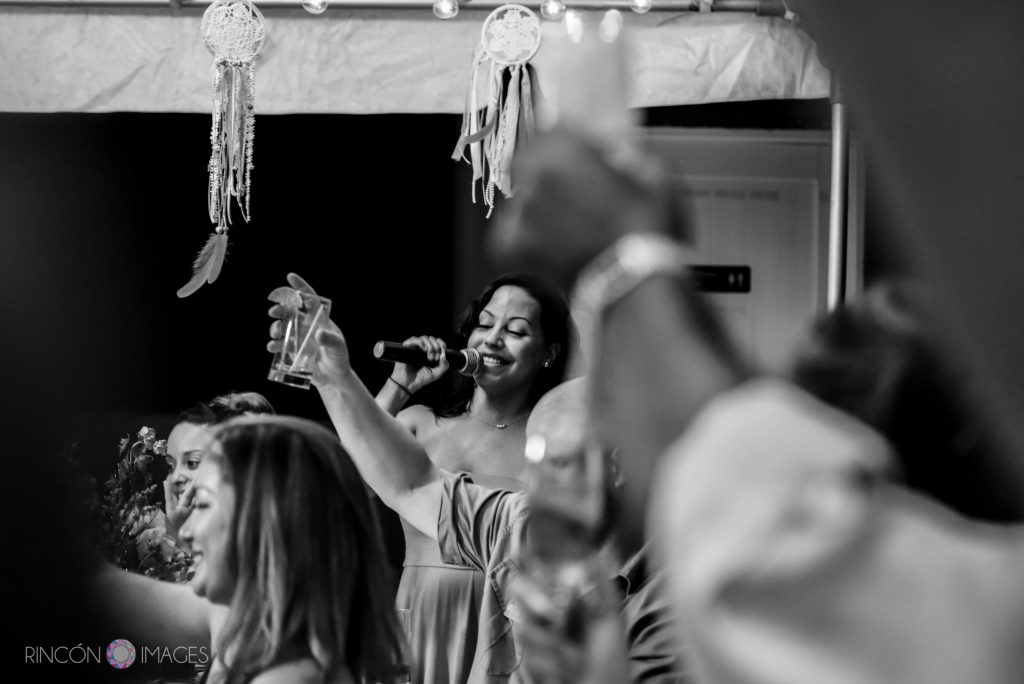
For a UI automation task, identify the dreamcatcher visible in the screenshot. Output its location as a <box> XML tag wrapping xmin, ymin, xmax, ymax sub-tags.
<box><xmin>451</xmin><ymin>4</ymin><xmax>542</xmax><ymax>217</ymax></box>
<box><xmin>178</xmin><ymin>0</ymin><xmax>266</xmax><ymax>298</ymax></box>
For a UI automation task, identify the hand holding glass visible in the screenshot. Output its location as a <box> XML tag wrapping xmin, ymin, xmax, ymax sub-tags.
<box><xmin>268</xmin><ymin>288</ymin><xmax>332</xmax><ymax>389</ymax></box>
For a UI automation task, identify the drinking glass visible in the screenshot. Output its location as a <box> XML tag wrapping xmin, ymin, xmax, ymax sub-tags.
<box><xmin>268</xmin><ymin>289</ymin><xmax>332</xmax><ymax>389</ymax></box>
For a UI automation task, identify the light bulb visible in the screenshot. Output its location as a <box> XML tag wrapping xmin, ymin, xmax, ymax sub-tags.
<box><xmin>630</xmin><ymin>0</ymin><xmax>652</xmax><ymax>14</ymax></box>
<box><xmin>539</xmin><ymin>0</ymin><xmax>566</xmax><ymax>20</ymax></box>
<box><xmin>432</xmin><ymin>0</ymin><xmax>459</xmax><ymax>19</ymax></box>
<box><xmin>564</xmin><ymin>9</ymin><xmax>584</xmax><ymax>44</ymax></box>
<box><xmin>301</xmin><ymin>0</ymin><xmax>328</xmax><ymax>14</ymax></box>
<box><xmin>599</xmin><ymin>9</ymin><xmax>623</xmax><ymax>42</ymax></box>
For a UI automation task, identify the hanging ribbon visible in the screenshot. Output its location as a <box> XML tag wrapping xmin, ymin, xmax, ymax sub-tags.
<box><xmin>452</xmin><ymin>4</ymin><xmax>542</xmax><ymax>217</ymax></box>
<box><xmin>179</xmin><ymin>0</ymin><xmax>265</xmax><ymax>298</ymax></box>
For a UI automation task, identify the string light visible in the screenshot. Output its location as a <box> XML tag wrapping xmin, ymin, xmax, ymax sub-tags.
<box><xmin>433</xmin><ymin>0</ymin><xmax>459</xmax><ymax>19</ymax></box>
<box><xmin>630</xmin><ymin>0</ymin><xmax>652</xmax><ymax>14</ymax></box>
<box><xmin>599</xmin><ymin>9</ymin><xmax>623</xmax><ymax>42</ymax></box>
<box><xmin>301</xmin><ymin>0</ymin><xmax>328</xmax><ymax>13</ymax></box>
<box><xmin>540</xmin><ymin>0</ymin><xmax>566</xmax><ymax>21</ymax></box>
<box><xmin>564</xmin><ymin>9</ymin><xmax>584</xmax><ymax>43</ymax></box>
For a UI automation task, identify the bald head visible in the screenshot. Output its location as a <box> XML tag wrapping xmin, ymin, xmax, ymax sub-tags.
<box><xmin>524</xmin><ymin>378</ymin><xmax>592</xmax><ymax>492</ymax></box>
<box><xmin>524</xmin><ymin>377</ymin><xmax>610</xmax><ymax>548</ymax></box>
<box><xmin>526</xmin><ymin>378</ymin><xmax>589</xmax><ymax>454</ymax></box>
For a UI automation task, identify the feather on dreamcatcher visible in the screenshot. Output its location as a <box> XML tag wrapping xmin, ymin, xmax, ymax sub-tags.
<box><xmin>451</xmin><ymin>4</ymin><xmax>542</xmax><ymax>218</ymax></box>
<box><xmin>178</xmin><ymin>0</ymin><xmax>265</xmax><ymax>298</ymax></box>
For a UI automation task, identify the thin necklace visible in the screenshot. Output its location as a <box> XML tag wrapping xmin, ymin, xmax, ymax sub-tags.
<box><xmin>471</xmin><ymin>413</ymin><xmax>528</xmax><ymax>430</ymax></box>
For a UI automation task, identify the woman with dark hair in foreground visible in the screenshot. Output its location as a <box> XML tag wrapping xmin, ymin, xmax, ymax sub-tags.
<box><xmin>371</xmin><ymin>272</ymin><xmax>575</xmax><ymax>684</ymax></box>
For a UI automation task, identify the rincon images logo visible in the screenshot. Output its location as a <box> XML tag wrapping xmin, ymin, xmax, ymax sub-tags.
<box><xmin>105</xmin><ymin>639</ymin><xmax>136</xmax><ymax>669</ymax></box>
<box><xmin>25</xmin><ymin>640</ymin><xmax>208</xmax><ymax>667</ymax></box>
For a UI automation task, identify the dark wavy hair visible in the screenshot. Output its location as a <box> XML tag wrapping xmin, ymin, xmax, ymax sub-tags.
<box><xmin>434</xmin><ymin>274</ymin><xmax>577</xmax><ymax>418</ymax></box>
<box><xmin>791</xmin><ymin>281</ymin><xmax>1024</xmax><ymax>522</ymax></box>
<box><xmin>209</xmin><ymin>415</ymin><xmax>407</xmax><ymax>684</ymax></box>
<box><xmin>177</xmin><ymin>391</ymin><xmax>275</xmax><ymax>426</ymax></box>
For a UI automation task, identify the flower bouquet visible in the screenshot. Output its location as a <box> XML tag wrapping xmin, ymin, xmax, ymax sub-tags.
<box><xmin>99</xmin><ymin>427</ymin><xmax>193</xmax><ymax>582</ymax></box>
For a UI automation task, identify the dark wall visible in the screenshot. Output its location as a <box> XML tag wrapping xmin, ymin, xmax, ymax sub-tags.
<box><xmin>1</xmin><ymin>111</ymin><xmax>465</xmax><ymax>468</ymax></box>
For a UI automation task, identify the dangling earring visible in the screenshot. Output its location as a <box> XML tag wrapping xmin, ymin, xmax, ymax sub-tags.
<box><xmin>543</xmin><ymin>358</ymin><xmax>552</xmax><ymax>368</ymax></box>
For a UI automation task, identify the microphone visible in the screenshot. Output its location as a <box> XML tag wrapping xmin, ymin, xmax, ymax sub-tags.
<box><xmin>373</xmin><ymin>341</ymin><xmax>482</xmax><ymax>377</ymax></box>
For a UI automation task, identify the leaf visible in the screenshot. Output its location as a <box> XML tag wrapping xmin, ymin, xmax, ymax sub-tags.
<box><xmin>176</xmin><ymin>232</ymin><xmax>229</xmax><ymax>298</ymax></box>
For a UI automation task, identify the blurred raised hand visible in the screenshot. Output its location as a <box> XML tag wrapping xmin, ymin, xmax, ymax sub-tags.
<box><xmin>489</xmin><ymin>129</ymin><xmax>678</xmax><ymax>292</ymax></box>
<box><xmin>163</xmin><ymin>479</ymin><xmax>195</xmax><ymax>542</ymax></box>
<box><xmin>513</xmin><ymin>568</ymin><xmax>629</xmax><ymax>684</ymax></box>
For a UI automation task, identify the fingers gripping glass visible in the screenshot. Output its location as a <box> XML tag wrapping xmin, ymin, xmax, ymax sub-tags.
<box><xmin>268</xmin><ymin>289</ymin><xmax>332</xmax><ymax>389</ymax></box>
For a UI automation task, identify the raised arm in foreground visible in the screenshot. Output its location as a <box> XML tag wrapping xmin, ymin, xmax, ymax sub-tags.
<box><xmin>267</xmin><ymin>273</ymin><xmax>443</xmax><ymax>539</ymax></box>
<box><xmin>85</xmin><ymin>545</ymin><xmax>217</xmax><ymax>649</ymax></box>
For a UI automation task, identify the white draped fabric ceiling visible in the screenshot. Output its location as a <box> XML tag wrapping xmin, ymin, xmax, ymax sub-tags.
<box><xmin>0</xmin><ymin>8</ymin><xmax>829</xmax><ymax>114</ymax></box>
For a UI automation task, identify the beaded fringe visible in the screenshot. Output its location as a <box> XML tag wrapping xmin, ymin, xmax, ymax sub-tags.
<box><xmin>452</xmin><ymin>56</ymin><xmax>538</xmax><ymax>218</ymax></box>
<box><xmin>208</xmin><ymin>60</ymin><xmax>256</xmax><ymax>233</ymax></box>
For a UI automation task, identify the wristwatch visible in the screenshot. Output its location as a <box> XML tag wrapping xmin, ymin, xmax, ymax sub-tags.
<box><xmin>571</xmin><ymin>232</ymin><xmax>692</xmax><ymax>367</ymax></box>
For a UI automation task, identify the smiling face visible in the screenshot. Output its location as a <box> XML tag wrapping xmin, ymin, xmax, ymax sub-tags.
<box><xmin>467</xmin><ymin>285</ymin><xmax>555</xmax><ymax>393</ymax></box>
<box><xmin>179</xmin><ymin>452</ymin><xmax>235</xmax><ymax>605</ymax></box>
<box><xmin>166</xmin><ymin>421</ymin><xmax>213</xmax><ymax>498</ymax></box>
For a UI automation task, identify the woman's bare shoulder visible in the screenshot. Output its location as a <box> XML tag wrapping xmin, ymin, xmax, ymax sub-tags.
<box><xmin>396</xmin><ymin>403</ymin><xmax>437</xmax><ymax>435</ymax></box>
